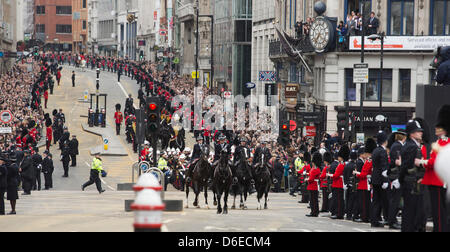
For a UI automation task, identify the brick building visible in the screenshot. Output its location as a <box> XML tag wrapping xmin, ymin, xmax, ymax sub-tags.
<box><xmin>72</xmin><ymin>0</ymin><xmax>88</xmax><ymax>53</ymax></box>
<box><xmin>35</xmin><ymin>0</ymin><xmax>73</xmax><ymax>51</ymax></box>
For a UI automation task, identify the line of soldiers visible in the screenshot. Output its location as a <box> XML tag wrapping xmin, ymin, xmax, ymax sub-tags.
<box><xmin>296</xmin><ymin>105</ymin><xmax>450</xmax><ymax>232</ymax></box>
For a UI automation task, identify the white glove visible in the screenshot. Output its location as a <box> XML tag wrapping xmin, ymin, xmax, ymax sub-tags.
<box><xmin>382</xmin><ymin>182</ymin><xmax>389</xmax><ymax>189</ymax></box>
<box><xmin>392</xmin><ymin>179</ymin><xmax>400</xmax><ymax>189</ymax></box>
<box><xmin>343</xmin><ymin>184</ymin><xmax>348</xmax><ymax>190</ymax></box>
<box><xmin>382</xmin><ymin>170</ymin><xmax>388</xmax><ymax>178</ymax></box>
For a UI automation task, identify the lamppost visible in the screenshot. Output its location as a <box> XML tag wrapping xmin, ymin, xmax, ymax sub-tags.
<box><xmin>359</xmin><ymin>0</ymin><xmax>366</xmax><ymax>135</ymax></box>
<box><xmin>368</xmin><ymin>32</ymin><xmax>385</xmax><ymax>130</ymax></box>
<box><xmin>194</xmin><ymin>1</ymin><xmax>214</xmax><ymax>92</ymax></box>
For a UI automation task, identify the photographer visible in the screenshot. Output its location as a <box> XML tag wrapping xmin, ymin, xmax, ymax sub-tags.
<box><xmin>435</xmin><ymin>46</ymin><xmax>450</xmax><ymax>86</ymax></box>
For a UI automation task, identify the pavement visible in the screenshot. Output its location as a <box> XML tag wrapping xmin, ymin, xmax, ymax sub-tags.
<box><xmin>81</xmin><ymin>123</ymin><xmax>128</xmax><ymax>156</ymax></box>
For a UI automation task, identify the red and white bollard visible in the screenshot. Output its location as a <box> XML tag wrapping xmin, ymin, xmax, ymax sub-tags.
<box><xmin>131</xmin><ymin>189</ymin><xmax>165</xmax><ymax>232</ymax></box>
<box><xmin>133</xmin><ymin>173</ymin><xmax>163</xmax><ymax>192</ymax></box>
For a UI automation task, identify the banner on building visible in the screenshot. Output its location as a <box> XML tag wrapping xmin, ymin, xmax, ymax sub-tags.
<box><xmin>259</xmin><ymin>71</ymin><xmax>277</xmax><ymax>82</ymax></box>
<box><xmin>349</xmin><ymin>36</ymin><xmax>450</xmax><ymax>51</ymax></box>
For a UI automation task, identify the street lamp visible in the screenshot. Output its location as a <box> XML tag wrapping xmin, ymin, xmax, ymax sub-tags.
<box><xmin>367</xmin><ymin>32</ymin><xmax>385</xmax><ymax>129</ymax></box>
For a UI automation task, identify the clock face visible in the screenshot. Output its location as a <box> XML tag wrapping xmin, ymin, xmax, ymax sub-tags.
<box><xmin>309</xmin><ymin>17</ymin><xmax>331</xmax><ymax>53</ymax></box>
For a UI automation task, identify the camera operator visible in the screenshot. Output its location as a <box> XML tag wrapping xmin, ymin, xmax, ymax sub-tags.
<box><xmin>434</xmin><ymin>46</ymin><xmax>450</xmax><ymax>86</ymax></box>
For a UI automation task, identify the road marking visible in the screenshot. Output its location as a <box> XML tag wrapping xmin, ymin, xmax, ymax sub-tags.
<box><xmin>161</xmin><ymin>225</ymin><xmax>169</xmax><ymax>232</ymax></box>
<box><xmin>84</xmin><ymin>161</ymin><xmax>115</xmax><ymax>191</ymax></box>
<box><xmin>163</xmin><ymin>219</ymin><xmax>175</xmax><ymax>224</ymax></box>
<box><xmin>117</xmin><ymin>82</ymin><xmax>128</xmax><ymax>98</ymax></box>
<box><xmin>353</xmin><ymin>228</ymin><xmax>368</xmax><ymax>232</ymax></box>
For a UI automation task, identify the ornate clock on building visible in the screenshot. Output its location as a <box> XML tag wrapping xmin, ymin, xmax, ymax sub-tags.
<box><xmin>309</xmin><ymin>16</ymin><xmax>334</xmax><ymax>53</ymax></box>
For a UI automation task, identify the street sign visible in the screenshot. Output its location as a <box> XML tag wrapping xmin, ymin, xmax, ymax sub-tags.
<box><xmin>0</xmin><ymin>110</ymin><xmax>13</xmax><ymax>124</ymax></box>
<box><xmin>0</xmin><ymin>127</ymin><xmax>12</xmax><ymax>134</ymax></box>
<box><xmin>104</xmin><ymin>139</ymin><xmax>109</xmax><ymax>144</ymax></box>
<box><xmin>245</xmin><ymin>82</ymin><xmax>256</xmax><ymax>89</ymax></box>
<box><xmin>289</xmin><ymin>120</ymin><xmax>297</xmax><ymax>132</ymax></box>
<box><xmin>354</xmin><ymin>64</ymin><xmax>369</xmax><ymax>83</ymax></box>
<box><xmin>356</xmin><ymin>133</ymin><xmax>365</xmax><ymax>144</ymax></box>
<box><xmin>191</xmin><ymin>71</ymin><xmax>199</xmax><ymax>79</ymax></box>
<box><xmin>305</xmin><ymin>126</ymin><xmax>316</xmax><ymax>137</ymax></box>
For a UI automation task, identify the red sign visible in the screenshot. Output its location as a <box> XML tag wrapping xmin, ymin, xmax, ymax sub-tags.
<box><xmin>289</xmin><ymin>120</ymin><xmax>297</xmax><ymax>132</ymax></box>
<box><xmin>305</xmin><ymin>126</ymin><xmax>316</xmax><ymax>137</ymax></box>
<box><xmin>154</xmin><ymin>11</ymin><xmax>157</xmax><ymax>21</ymax></box>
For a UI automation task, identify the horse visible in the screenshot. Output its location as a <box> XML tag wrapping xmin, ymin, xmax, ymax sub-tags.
<box><xmin>185</xmin><ymin>145</ymin><xmax>212</xmax><ymax>209</ymax></box>
<box><xmin>254</xmin><ymin>153</ymin><xmax>271</xmax><ymax>210</ymax></box>
<box><xmin>213</xmin><ymin>150</ymin><xmax>233</xmax><ymax>214</ymax></box>
<box><xmin>230</xmin><ymin>149</ymin><xmax>252</xmax><ymax>210</ymax></box>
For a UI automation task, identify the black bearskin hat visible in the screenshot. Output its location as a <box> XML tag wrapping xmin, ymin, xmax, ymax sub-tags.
<box><xmin>323</xmin><ymin>152</ymin><xmax>333</xmax><ymax>164</ymax></box>
<box><xmin>303</xmin><ymin>151</ymin><xmax>311</xmax><ymax>164</ymax></box>
<box><xmin>338</xmin><ymin>145</ymin><xmax>350</xmax><ymax>162</ymax></box>
<box><xmin>312</xmin><ymin>152</ymin><xmax>323</xmax><ymax>168</ymax></box>
<box><xmin>28</xmin><ymin>120</ymin><xmax>36</xmax><ymax>129</ymax></box>
<box><xmin>44</xmin><ymin>113</ymin><xmax>50</xmax><ymax>120</ymax></box>
<box><xmin>310</xmin><ymin>146</ymin><xmax>318</xmax><ymax>155</ymax></box>
<box><xmin>45</xmin><ymin>117</ymin><xmax>52</xmax><ymax>127</ymax></box>
<box><xmin>116</xmin><ymin>103</ymin><xmax>121</xmax><ymax>111</ymax></box>
<box><xmin>413</xmin><ymin>117</ymin><xmax>431</xmax><ymax>144</ymax></box>
<box><xmin>350</xmin><ymin>150</ymin><xmax>358</xmax><ymax>161</ymax></box>
<box><xmin>436</xmin><ymin>105</ymin><xmax>450</xmax><ymax>135</ymax></box>
<box><xmin>365</xmin><ymin>138</ymin><xmax>377</xmax><ymax>154</ymax></box>
<box><xmin>52</xmin><ymin>109</ymin><xmax>58</xmax><ymax>116</ymax></box>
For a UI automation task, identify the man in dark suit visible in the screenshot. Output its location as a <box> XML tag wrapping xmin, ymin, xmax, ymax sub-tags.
<box><xmin>371</xmin><ymin>131</ymin><xmax>390</xmax><ymax>227</ymax></box>
<box><xmin>0</xmin><ymin>155</ymin><xmax>8</xmax><ymax>215</ymax></box>
<box><xmin>400</xmin><ymin>120</ymin><xmax>426</xmax><ymax>232</ymax></box>
<box><xmin>20</xmin><ymin>150</ymin><xmax>34</xmax><ymax>195</ymax></box>
<box><xmin>42</xmin><ymin>151</ymin><xmax>54</xmax><ymax>190</ymax></box>
<box><xmin>31</xmin><ymin>147</ymin><xmax>43</xmax><ymax>191</ymax></box>
<box><xmin>367</xmin><ymin>12</ymin><xmax>379</xmax><ymax>35</ymax></box>
<box><xmin>69</xmin><ymin>135</ymin><xmax>79</xmax><ymax>167</ymax></box>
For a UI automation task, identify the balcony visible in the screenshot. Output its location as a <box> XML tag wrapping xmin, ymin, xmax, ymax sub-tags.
<box><xmin>269</xmin><ymin>36</ymin><xmax>315</xmax><ymax>58</ymax></box>
<box><xmin>176</xmin><ymin>2</ymin><xmax>195</xmax><ymax>22</ymax></box>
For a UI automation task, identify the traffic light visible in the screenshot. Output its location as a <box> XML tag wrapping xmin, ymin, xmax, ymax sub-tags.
<box><xmin>279</xmin><ymin>122</ymin><xmax>290</xmax><ymax>147</ymax></box>
<box><xmin>146</xmin><ymin>97</ymin><xmax>160</xmax><ymax>135</ymax></box>
<box><xmin>336</xmin><ymin>106</ymin><xmax>348</xmax><ymax>132</ymax></box>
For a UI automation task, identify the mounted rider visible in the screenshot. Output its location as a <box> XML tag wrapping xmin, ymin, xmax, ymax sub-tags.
<box><xmin>185</xmin><ymin>136</ymin><xmax>206</xmax><ymax>183</ymax></box>
<box><xmin>213</xmin><ymin>134</ymin><xmax>231</xmax><ymax>166</ymax></box>
<box><xmin>233</xmin><ymin>137</ymin><xmax>257</xmax><ymax>194</ymax></box>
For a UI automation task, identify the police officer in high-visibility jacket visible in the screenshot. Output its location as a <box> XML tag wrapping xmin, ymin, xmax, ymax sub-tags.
<box><xmin>158</xmin><ymin>152</ymin><xmax>170</xmax><ymax>191</ymax></box>
<box><xmin>290</xmin><ymin>152</ymin><xmax>304</xmax><ymax>196</ymax></box>
<box><xmin>81</xmin><ymin>154</ymin><xmax>105</xmax><ymax>194</ymax></box>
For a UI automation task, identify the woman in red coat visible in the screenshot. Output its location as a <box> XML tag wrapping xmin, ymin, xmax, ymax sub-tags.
<box><xmin>44</xmin><ymin>90</ymin><xmax>49</xmax><ymax>109</ymax></box>
<box><xmin>306</xmin><ymin>152</ymin><xmax>323</xmax><ymax>217</ymax></box>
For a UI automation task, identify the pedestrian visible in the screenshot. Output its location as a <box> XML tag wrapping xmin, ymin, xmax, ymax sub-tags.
<box><xmin>344</xmin><ymin>149</ymin><xmax>357</xmax><ymax>220</ymax></box>
<box><xmin>42</xmin><ymin>151</ymin><xmax>54</xmax><ymax>190</ymax></box>
<box><xmin>59</xmin><ymin>127</ymin><xmax>70</xmax><ymax>151</ymax></box>
<box><xmin>320</xmin><ymin>152</ymin><xmax>333</xmax><ymax>213</ymax></box>
<box><xmin>20</xmin><ymin>150</ymin><xmax>34</xmax><ymax>195</ymax></box>
<box><xmin>6</xmin><ymin>152</ymin><xmax>19</xmax><ymax>215</ymax></box>
<box><xmin>61</xmin><ymin>141</ymin><xmax>71</xmax><ymax>178</ymax></box>
<box><xmin>82</xmin><ymin>154</ymin><xmax>105</xmax><ymax>194</ymax></box>
<box><xmin>44</xmin><ymin>88</ymin><xmax>49</xmax><ymax>109</ymax></box>
<box><xmin>0</xmin><ymin>155</ymin><xmax>8</xmax><ymax>215</ymax></box>
<box><xmin>69</xmin><ymin>135</ymin><xmax>79</xmax><ymax>167</ymax></box>
<box><xmin>31</xmin><ymin>147</ymin><xmax>43</xmax><ymax>191</ymax></box>
<box><xmin>56</xmin><ymin>68</ymin><xmax>62</xmax><ymax>86</ymax></box>
<box><xmin>72</xmin><ymin>71</ymin><xmax>76</xmax><ymax>87</ymax></box>
<box><xmin>114</xmin><ymin>104</ymin><xmax>123</xmax><ymax>135</ymax></box>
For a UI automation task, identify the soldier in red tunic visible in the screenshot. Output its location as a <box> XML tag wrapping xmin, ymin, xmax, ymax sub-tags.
<box><xmin>306</xmin><ymin>152</ymin><xmax>322</xmax><ymax>217</ymax></box>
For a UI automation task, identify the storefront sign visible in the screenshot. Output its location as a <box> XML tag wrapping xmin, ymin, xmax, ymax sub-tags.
<box><xmin>297</xmin><ymin>112</ymin><xmax>323</xmax><ymax>123</ymax></box>
<box><xmin>350</xmin><ymin>36</ymin><xmax>450</xmax><ymax>51</ymax></box>
<box><xmin>265</xmin><ymin>84</ymin><xmax>276</xmax><ymax>106</ymax></box>
<box><xmin>305</xmin><ymin>126</ymin><xmax>316</xmax><ymax>137</ymax></box>
<box><xmin>285</xmin><ymin>84</ymin><xmax>299</xmax><ymax>98</ymax></box>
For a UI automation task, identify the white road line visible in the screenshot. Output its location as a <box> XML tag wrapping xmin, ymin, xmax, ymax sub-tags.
<box><xmin>117</xmin><ymin>82</ymin><xmax>129</xmax><ymax>98</ymax></box>
<box><xmin>353</xmin><ymin>228</ymin><xmax>368</xmax><ymax>232</ymax></box>
<box><xmin>161</xmin><ymin>225</ymin><xmax>169</xmax><ymax>232</ymax></box>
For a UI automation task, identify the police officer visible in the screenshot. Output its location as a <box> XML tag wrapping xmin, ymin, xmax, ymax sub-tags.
<box><xmin>0</xmin><ymin>155</ymin><xmax>8</xmax><ymax>215</ymax></box>
<box><xmin>20</xmin><ymin>150</ymin><xmax>34</xmax><ymax>195</ymax></box>
<box><xmin>234</xmin><ymin>137</ymin><xmax>256</xmax><ymax>194</ymax></box>
<box><xmin>69</xmin><ymin>135</ymin><xmax>79</xmax><ymax>167</ymax></box>
<box><xmin>371</xmin><ymin>131</ymin><xmax>390</xmax><ymax>227</ymax></box>
<box><xmin>400</xmin><ymin>119</ymin><xmax>427</xmax><ymax>232</ymax></box>
<box><xmin>82</xmin><ymin>154</ymin><xmax>105</xmax><ymax>194</ymax></box>
<box><xmin>124</xmin><ymin>94</ymin><xmax>135</xmax><ymax>116</ymax></box>
<box><xmin>61</xmin><ymin>141</ymin><xmax>71</xmax><ymax>178</ymax></box>
<box><xmin>59</xmin><ymin>127</ymin><xmax>70</xmax><ymax>151</ymax></box>
<box><xmin>387</xmin><ymin>129</ymin><xmax>406</xmax><ymax>229</ymax></box>
<box><xmin>42</xmin><ymin>151</ymin><xmax>54</xmax><ymax>190</ymax></box>
<box><xmin>31</xmin><ymin>147</ymin><xmax>43</xmax><ymax>191</ymax></box>
<box><xmin>158</xmin><ymin>152</ymin><xmax>170</xmax><ymax>191</ymax></box>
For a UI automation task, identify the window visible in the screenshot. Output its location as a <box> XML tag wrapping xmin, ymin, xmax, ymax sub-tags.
<box><xmin>83</xmin><ymin>0</ymin><xmax>87</xmax><ymax>8</ymax></box>
<box><xmin>83</xmin><ymin>21</ymin><xmax>87</xmax><ymax>30</ymax></box>
<box><xmin>36</xmin><ymin>24</ymin><xmax>45</xmax><ymax>33</ymax></box>
<box><xmin>364</xmin><ymin>69</ymin><xmax>393</xmax><ymax>102</ymax></box>
<box><xmin>289</xmin><ymin>63</ymin><xmax>298</xmax><ymax>83</ymax></box>
<box><xmin>56</xmin><ymin>6</ymin><xmax>72</xmax><ymax>15</ymax></box>
<box><xmin>345</xmin><ymin>69</ymin><xmax>356</xmax><ymax>101</ymax></box>
<box><xmin>399</xmin><ymin>69</ymin><xmax>411</xmax><ymax>102</ymax></box>
<box><xmin>56</xmin><ymin>25</ymin><xmax>72</xmax><ymax>34</ymax></box>
<box><xmin>431</xmin><ymin>0</ymin><xmax>450</xmax><ymax>35</ymax></box>
<box><xmin>388</xmin><ymin>0</ymin><xmax>414</xmax><ymax>35</ymax></box>
<box><xmin>36</xmin><ymin>5</ymin><xmax>45</xmax><ymax>15</ymax></box>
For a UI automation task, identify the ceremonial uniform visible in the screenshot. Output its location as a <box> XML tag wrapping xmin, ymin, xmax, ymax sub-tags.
<box><xmin>114</xmin><ymin>111</ymin><xmax>123</xmax><ymax>135</ymax></box>
<box><xmin>307</xmin><ymin>166</ymin><xmax>321</xmax><ymax>216</ymax></box>
<box><xmin>356</xmin><ymin>159</ymin><xmax>372</xmax><ymax>222</ymax></box>
<box><xmin>42</xmin><ymin>155</ymin><xmax>54</xmax><ymax>189</ymax></box>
